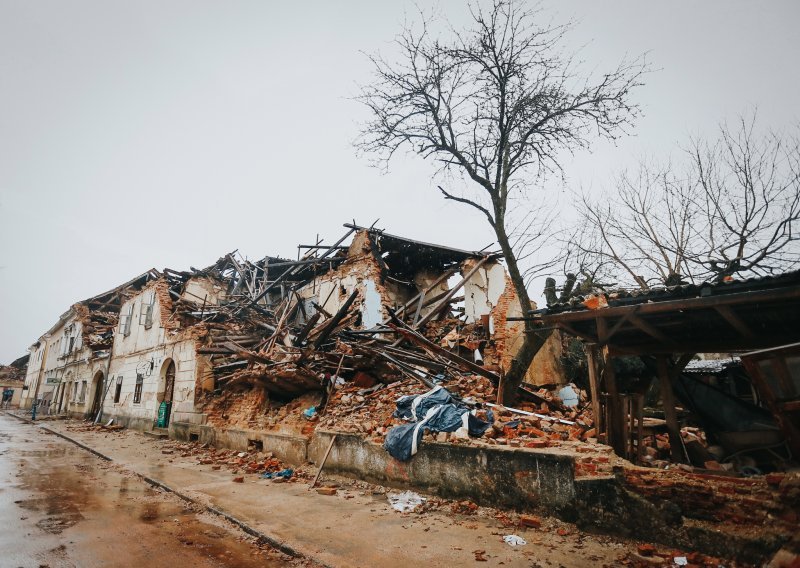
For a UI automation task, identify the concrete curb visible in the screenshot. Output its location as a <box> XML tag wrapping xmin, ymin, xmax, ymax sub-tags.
<box><xmin>1</xmin><ymin>412</ymin><xmax>330</xmax><ymax>567</ymax></box>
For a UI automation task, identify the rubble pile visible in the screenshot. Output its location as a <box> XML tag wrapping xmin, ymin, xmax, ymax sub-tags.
<box><xmin>160</xmin><ymin>439</ymin><xmax>311</xmax><ymax>482</ymax></box>
<box><xmin>623</xmin><ymin>468</ymin><xmax>800</xmax><ymax>532</ymax></box>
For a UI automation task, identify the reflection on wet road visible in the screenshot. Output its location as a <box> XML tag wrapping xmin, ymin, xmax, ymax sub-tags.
<box><xmin>0</xmin><ymin>414</ymin><xmax>291</xmax><ymax>567</ymax></box>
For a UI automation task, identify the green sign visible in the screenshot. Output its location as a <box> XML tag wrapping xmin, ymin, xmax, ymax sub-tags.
<box><xmin>157</xmin><ymin>401</ymin><xmax>172</xmax><ymax>428</ymax></box>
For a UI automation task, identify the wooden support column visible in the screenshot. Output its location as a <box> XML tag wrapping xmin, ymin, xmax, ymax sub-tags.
<box><xmin>601</xmin><ymin>349</ymin><xmax>625</xmax><ymax>456</ymax></box>
<box><xmin>586</xmin><ymin>345</ymin><xmax>603</xmax><ymax>441</ymax></box>
<box><xmin>635</xmin><ymin>394</ymin><xmax>645</xmax><ymax>464</ymax></box>
<box><xmin>656</xmin><ymin>355</ymin><xmax>686</xmax><ymax>463</ymax></box>
<box><xmin>597</xmin><ymin>317</ymin><xmax>625</xmax><ymax>456</ymax></box>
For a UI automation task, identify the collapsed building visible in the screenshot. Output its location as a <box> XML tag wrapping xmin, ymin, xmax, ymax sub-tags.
<box><xmin>21</xmin><ymin>224</ymin><xmax>564</xmax><ymax>434</ymax></box>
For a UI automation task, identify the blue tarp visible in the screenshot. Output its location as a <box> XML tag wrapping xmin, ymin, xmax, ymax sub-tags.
<box><xmin>384</xmin><ymin>385</ymin><xmax>493</xmax><ymax>461</ymax></box>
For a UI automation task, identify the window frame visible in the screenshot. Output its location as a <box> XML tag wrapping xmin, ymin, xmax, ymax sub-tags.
<box><xmin>133</xmin><ymin>373</ymin><xmax>144</xmax><ymax>404</ymax></box>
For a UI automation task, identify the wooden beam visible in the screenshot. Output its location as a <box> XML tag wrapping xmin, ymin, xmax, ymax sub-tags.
<box><xmin>387</xmin><ymin>322</ymin><xmax>501</xmax><ymax>384</ymax></box>
<box><xmin>412</xmin><ymin>256</ymin><xmax>492</xmax><ymax>330</ymax></box>
<box><xmin>714</xmin><ymin>305</ymin><xmax>756</xmax><ymax>339</ymax></box>
<box><xmin>600</xmin><ymin>310</ymin><xmax>636</xmax><ymax>345</ymax></box>
<box><xmin>627</xmin><ymin>314</ymin><xmax>674</xmax><ymax>345</ymax></box>
<box><xmin>557</xmin><ymin>323</ymin><xmax>598</xmax><ymax>344</ymax></box>
<box><xmin>656</xmin><ymin>355</ymin><xmax>686</xmax><ymax>464</ymax></box>
<box><xmin>586</xmin><ymin>345</ymin><xmax>603</xmax><ymax>441</ymax></box>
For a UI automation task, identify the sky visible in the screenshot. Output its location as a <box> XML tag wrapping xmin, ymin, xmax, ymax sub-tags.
<box><xmin>1</xmin><ymin>0</ymin><xmax>798</xmax><ymax>363</ymax></box>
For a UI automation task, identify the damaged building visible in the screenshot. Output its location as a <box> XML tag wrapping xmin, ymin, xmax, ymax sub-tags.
<box><xmin>20</xmin><ymin>272</ymin><xmax>159</xmax><ymax>418</ymax></box>
<box><xmin>21</xmin><ymin>224</ymin><xmax>563</xmax><ymax>435</ymax></box>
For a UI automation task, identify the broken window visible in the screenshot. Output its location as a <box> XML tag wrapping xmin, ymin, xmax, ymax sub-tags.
<box><xmin>133</xmin><ymin>373</ymin><xmax>143</xmax><ymax>404</ymax></box>
<box><xmin>72</xmin><ymin>382</ymin><xmax>78</xmax><ymax>401</ymax></box>
<box><xmin>79</xmin><ymin>381</ymin><xmax>87</xmax><ymax>403</ymax></box>
<box><xmin>113</xmin><ymin>376</ymin><xmax>123</xmax><ymax>403</ymax></box>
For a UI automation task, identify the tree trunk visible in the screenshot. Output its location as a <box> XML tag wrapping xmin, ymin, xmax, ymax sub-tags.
<box><xmin>493</xmin><ymin>215</ymin><xmax>551</xmax><ymax>404</ymax></box>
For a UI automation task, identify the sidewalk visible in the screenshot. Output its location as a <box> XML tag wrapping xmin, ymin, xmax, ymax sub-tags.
<box><xmin>24</xmin><ymin>416</ymin><xmax>655</xmax><ymax>568</ymax></box>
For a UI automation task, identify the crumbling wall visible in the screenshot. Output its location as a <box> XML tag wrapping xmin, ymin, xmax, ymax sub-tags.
<box><xmin>296</xmin><ymin>231</ymin><xmax>414</xmax><ymax>327</ymax></box>
<box><xmin>203</xmin><ymin>386</ymin><xmax>269</xmax><ymax>430</ymax></box>
<box><xmin>181</xmin><ymin>276</ymin><xmax>226</xmax><ymax>307</ymax></box>
<box><xmin>463</xmin><ymin>260</ymin><xmax>565</xmax><ymax>386</ymax></box>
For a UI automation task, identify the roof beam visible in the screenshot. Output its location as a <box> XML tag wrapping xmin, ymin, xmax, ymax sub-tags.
<box><xmin>627</xmin><ymin>314</ymin><xmax>675</xmax><ymax>346</ymax></box>
<box><xmin>714</xmin><ymin>305</ymin><xmax>756</xmax><ymax>340</ymax></box>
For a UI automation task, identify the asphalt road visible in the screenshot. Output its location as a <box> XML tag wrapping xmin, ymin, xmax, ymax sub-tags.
<box><xmin>0</xmin><ymin>413</ymin><xmax>302</xmax><ymax>568</ymax></box>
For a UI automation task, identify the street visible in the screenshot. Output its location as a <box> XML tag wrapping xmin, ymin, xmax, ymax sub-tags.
<box><xmin>0</xmin><ymin>414</ymin><xmax>307</xmax><ymax>568</ymax></box>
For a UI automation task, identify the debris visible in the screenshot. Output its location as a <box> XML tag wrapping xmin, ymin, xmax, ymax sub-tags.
<box><xmin>518</xmin><ymin>514</ymin><xmax>542</xmax><ymax>529</ymax></box>
<box><xmin>261</xmin><ymin>468</ymin><xmax>293</xmax><ymax>480</ymax></box>
<box><xmin>316</xmin><ymin>487</ymin><xmax>337</xmax><ymax>496</ymax></box>
<box><xmin>388</xmin><ymin>490</ymin><xmax>426</xmax><ymax>513</ymax></box>
<box><xmin>503</xmin><ymin>535</ymin><xmax>527</xmax><ymax>546</ymax></box>
<box><xmin>232</xmin><ymin>476</ymin><xmax>244</xmax><ymax>483</ymax></box>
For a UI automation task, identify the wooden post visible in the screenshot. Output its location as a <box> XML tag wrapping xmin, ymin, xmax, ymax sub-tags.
<box><xmin>601</xmin><ymin>346</ymin><xmax>625</xmax><ymax>457</ymax></box>
<box><xmin>635</xmin><ymin>394</ymin><xmax>645</xmax><ymax>464</ymax></box>
<box><xmin>597</xmin><ymin>315</ymin><xmax>625</xmax><ymax>456</ymax></box>
<box><xmin>586</xmin><ymin>345</ymin><xmax>603</xmax><ymax>441</ymax></box>
<box><xmin>656</xmin><ymin>355</ymin><xmax>685</xmax><ymax>463</ymax></box>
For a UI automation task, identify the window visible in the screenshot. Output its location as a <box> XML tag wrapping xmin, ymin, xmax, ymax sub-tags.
<box><xmin>141</xmin><ymin>294</ymin><xmax>155</xmax><ymax>329</ymax></box>
<box><xmin>79</xmin><ymin>381</ymin><xmax>87</xmax><ymax>403</ymax></box>
<box><xmin>120</xmin><ymin>303</ymin><xmax>134</xmax><ymax>337</ymax></box>
<box><xmin>133</xmin><ymin>373</ymin><xmax>144</xmax><ymax>404</ymax></box>
<box><xmin>113</xmin><ymin>376</ymin><xmax>123</xmax><ymax>403</ymax></box>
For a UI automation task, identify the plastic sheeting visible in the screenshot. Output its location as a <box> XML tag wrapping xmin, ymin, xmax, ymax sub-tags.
<box><xmin>384</xmin><ymin>385</ymin><xmax>493</xmax><ymax>461</ymax></box>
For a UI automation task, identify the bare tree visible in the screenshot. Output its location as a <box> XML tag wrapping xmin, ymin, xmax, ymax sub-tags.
<box><xmin>355</xmin><ymin>0</ymin><xmax>647</xmax><ymax>401</ymax></box>
<box><xmin>575</xmin><ymin>114</ymin><xmax>800</xmax><ymax>289</ymax></box>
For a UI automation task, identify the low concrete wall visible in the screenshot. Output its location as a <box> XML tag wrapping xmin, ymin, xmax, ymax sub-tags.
<box><xmin>309</xmin><ymin>431</ymin><xmax>576</xmax><ymax>511</ymax></box>
<box><xmin>171</xmin><ymin>422</ymin><xmax>309</xmax><ymax>465</ymax></box>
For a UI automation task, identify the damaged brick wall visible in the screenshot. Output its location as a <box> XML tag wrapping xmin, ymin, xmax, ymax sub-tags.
<box><xmin>623</xmin><ymin>467</ymin><xmax>800</xmax><ymax>531</ymax></box>
<box><xmin>297</xmin><ymin>230</ymin><xmax>415</xmax><ymax>326</ymax></box>
<box><xmin>464</xmin><ymin>260</ymin><xmax>566</xmax><ymax>386</ymax></box>
<box><xmin>203</xmin><ymin>387</ymin><xmax>270</xmax><ymax>430</ymax></box>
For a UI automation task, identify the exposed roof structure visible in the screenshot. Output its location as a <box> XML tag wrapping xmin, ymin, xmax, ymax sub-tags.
<box><xmin>345</xmin><ymin>222</ymin><xmax>496</xmax><ymax>278</ymax></box>
<box><xmin>531</xmin><ymin>270</ymin><xmax>800</xmax><ymax>355</ymax></box>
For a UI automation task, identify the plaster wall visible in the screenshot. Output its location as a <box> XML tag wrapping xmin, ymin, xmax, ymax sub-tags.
<box><xmin>104</xmin><ymin>284</ymin><xmax>209</xmax><ymax>427</ymax></box>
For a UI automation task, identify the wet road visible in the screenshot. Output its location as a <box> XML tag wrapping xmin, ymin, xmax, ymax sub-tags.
<box><xmin>0</xmin><ymin>414</ymin><xmax>300</xmax><ymax>568</ymax></box>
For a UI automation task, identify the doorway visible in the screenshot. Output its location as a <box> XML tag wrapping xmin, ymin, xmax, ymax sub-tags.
<box><xmin>89</xmin><ymin>371</ymin><xmax>105</xmax><ymax>421</ymax></box>
<box><xmin>158</xmin><ymin>360</ymin><xmax>176</xmax><ymax>427</ymax></box>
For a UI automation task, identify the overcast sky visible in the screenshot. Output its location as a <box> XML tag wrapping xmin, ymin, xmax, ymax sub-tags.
<box><xmin>1</xmin><ymin>0</ymin><xmax>798</xmax><ymax>363</ymax></box>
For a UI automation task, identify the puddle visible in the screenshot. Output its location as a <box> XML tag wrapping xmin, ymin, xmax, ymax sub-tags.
<box><xmin>0</xmin><ymin>414</ymin><xmax>300</xmax><ymax>567</ymax></box>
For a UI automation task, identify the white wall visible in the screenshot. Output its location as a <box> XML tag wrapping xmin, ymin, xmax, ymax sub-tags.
<box><xmin>104</xmin><ymin>283</ymin><xmax>207</xmax><ymax>426</ymax></box>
